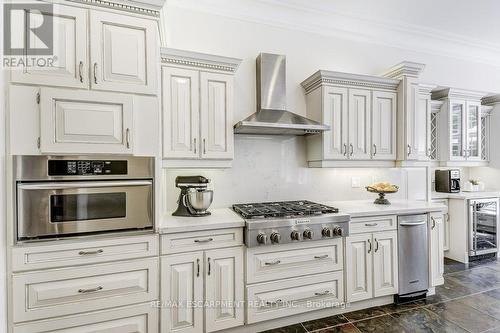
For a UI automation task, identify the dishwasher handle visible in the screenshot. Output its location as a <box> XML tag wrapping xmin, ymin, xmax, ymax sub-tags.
<box><xmin>399</xmin><ymin>221</ymin><xmax>427</xmax><ymax>226</ymax></box>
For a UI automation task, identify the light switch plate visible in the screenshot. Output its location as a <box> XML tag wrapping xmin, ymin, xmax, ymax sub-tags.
<box><xmin>351</xmin><ymin>177</ymin><xmax>361</xmax><ymax>188</ymax></box>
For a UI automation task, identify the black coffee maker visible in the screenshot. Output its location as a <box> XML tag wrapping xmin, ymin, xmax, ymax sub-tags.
<box><xmin>172</xmin><ymin>176</ymin><xmax>213</xmax><ymax>217</ymax></box>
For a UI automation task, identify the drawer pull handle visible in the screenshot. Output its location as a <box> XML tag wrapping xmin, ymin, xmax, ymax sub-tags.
<box><xmin>78</xmin><ymin>61</ymin><xmax>84</xmax><ymax>83</ymax></box>
<box><xmin>314</xmin><ymin>255</ymin><xmax>329</xmax><ymax>259</ymax></box>
<box><xmin>78</xmin><ymin>286</ymin><xmax>103</xmax><ymax>293</ymax></box>
<box><xmin>368</xmin><ymin>239</ymin><xmax>372</xmax><ymax>253</ymax></box>
<box><xmin>194</xmin><ymin>238</ymin><xmax>213</xmax><ymax>243</ymax></box>
<box><xmin>207</xmin><ymin>257</ymin><xmax>211</xmax><ymax>276</ymax></box>
<box><xmin>266</xmin><ymin>299</ymin><xmax>282</xmax><ymax>305</ymax></box>
<box><xmin>93</xmin><ymin>63</ymin><xmax>98</xmax><ymax>84</ymax></box>
<box><xmin>197</xmin><ymin>258</ymin><xmax>200</xmax><ymax>277</ymax></box>
<box><xmin>78</xmin><ymin>249</ymin><xmax>103</xmax><ymax>255</ymax></box>
<box><xmin>264</xmin><ymin>260</ymin><xmax>281</xmax><ymax>266</ymax></box>
<box><xmin>314</xmin><ymin>290</ymin><xmax>331</xmax><ymax>296</ymax></box>
<box><xmin>365</xmin><ymin>223</ymin><xmax>378</xmax><ymax>227</ymax></box>
<box><xmin>374</xmin><ymin>238</ymin><xmax>379</xmax><ymax>252</ymax></box>
<box><xmin>431</xmin><ymin>217</ymin><xmax>436</xmax><ymax>229</ymax></box>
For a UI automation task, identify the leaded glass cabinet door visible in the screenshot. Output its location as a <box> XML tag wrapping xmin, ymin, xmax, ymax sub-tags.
<box><xmin>449</xmin><ymin>101</ymin><xmax>466</xmax><ymax>160</ymax></box>
<box><xmin>466</xmin><ymin>101</ymin><xmax>481</xmax><ymax>161</ymax></box>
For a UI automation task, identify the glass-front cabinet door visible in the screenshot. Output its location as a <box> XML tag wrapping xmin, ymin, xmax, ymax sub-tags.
<box><xmin>449</xmin><ymin>101</ymin><xmax>466</xmax><ymax>160</ymax></box>
<box><xmin>469</xmin><ymin>198</ymin><xmax>499</xmax><ymax>256</ymax></box>
<box><xmin>466</xmin><ymin>102</ymin><xmax>481</xmax><ymax>161</ymax></box>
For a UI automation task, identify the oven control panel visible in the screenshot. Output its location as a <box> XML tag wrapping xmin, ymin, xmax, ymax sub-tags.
<box><xmin>48</xmin><ymin>160</ymin><xmax>127</xmax><ymax>176</ymax></box>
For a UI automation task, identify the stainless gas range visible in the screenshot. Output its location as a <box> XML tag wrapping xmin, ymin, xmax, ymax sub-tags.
<box><xmin>232</xmin><ymin>201</ymin><xmax>350</xmax><ymax>247</ymax></box>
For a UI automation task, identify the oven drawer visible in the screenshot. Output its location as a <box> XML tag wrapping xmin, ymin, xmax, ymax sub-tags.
<box><xmin>160</xmin><ymin>228</ymin><xmax>243</xmax><ymax>254</ymax></box>
<box><xmin>12</xmin><ymin>234</ymin><xmax>158</xmax><ymax>272</ymax></box>
<box><xmin>350</xmin><ymin>215</ymin><xmax>397</xmax><ymax>234</ymax></box>
<box><xmin>246</xmin><ymin>271</ymin><xmax>344</xmax><ymax>324</ymax></box>
<box><xmin>12</xmin><ymin>303</ymin><xmax>158</xmax><ymax>333</ymax></box>
<box><xmin>12</xmin><ymin>257</ymin><xmax>159</xmax><ymax>323</ymax></box>
<box><xmin>246</xmin><ymin>239</ymin><xmax>343</xmax><ymax>284</ymax></box>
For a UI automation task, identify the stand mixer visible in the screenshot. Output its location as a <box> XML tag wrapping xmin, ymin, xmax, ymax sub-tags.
<box><xmin>172</xmin><ymin>176</ymin><xmax>213</xmax><ymax>217</ymax></box>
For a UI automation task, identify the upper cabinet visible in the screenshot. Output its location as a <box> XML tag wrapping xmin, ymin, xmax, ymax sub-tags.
<box><xmin>161</xmin><ymin>48</ymin><xmax>241</xmax><ymax>168</ymax></box>
<box><xmin>10</xmin><ymin>3</ymin><xmax>159</xmax><ymax>95</ymax></box>
<box><xmin>301</xmin><ymin>70</ymin><xmax>398</xmax><ymax>167</ymax></box>
<box><xmin>432</xmin><ymin>88</ymin><xmax>490</xmax><ymax>166</ymax></box>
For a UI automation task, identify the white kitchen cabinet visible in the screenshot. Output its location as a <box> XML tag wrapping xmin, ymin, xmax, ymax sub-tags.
<box><xmin>39</xmin><ymin>88</ymin><xmax>133</xmax><ymax>154</ymax></box>
<box><xmin>346</xmin><ymin>229</ymin><xmax>398</xmax><ymax>302</ymax></box>
<box><xmin>90</xmin><ymin>10</ymin><xmax>158</xmax><ymax>95</ymax></box>
<box><xmin>161</xmin><ymin>252</ymin><xmax>204</xmax><ymax>333</ymax></box>
<box><xmin>161</xmin><ymin>245</ymin><xmax>244</xmax><ymax>333</ymax></box>
<box><xmin>302</xmin><ymin>70</ymin><xmax>399</xmax><ymax>167</ymax></box>
<box><xmin>371</xmin><ymin>91</ymin><xmax>397</xmax><ymax>160</ymax></box>
<box><xmin>10</xmin><ymin>5</ymin><xmax>88</xmax><ymax>88</ymax></box>
<box><xmin>432</xmin><ymin>199</ymin><xmax>449</xmax><ymax>251</ymax></box>
<box><xmin>204</xmin><ymin>247</ymin><xmax>244</xmax><ymax>332</ymax></box>
<box><xmin>429</xmin><ymin>212</ymin><xmax>445</xmax><ymax>286</ymax></box>
<box><xmin>161</xmin><ymin>48</ymin><xmax>241</xmax><ymax>168</ymax></box>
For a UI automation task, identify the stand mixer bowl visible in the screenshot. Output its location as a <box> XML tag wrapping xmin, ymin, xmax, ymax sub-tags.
<box><xmin>185</xmin><ymin>189</ymin><xmax>214</xmax><ymax>214</ymax></box>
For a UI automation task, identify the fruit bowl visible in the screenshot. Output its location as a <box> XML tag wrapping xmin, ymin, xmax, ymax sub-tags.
<box><xmin>366</xmin><ymin>183</ymin><xmax>399</xmax><ymax>205</ymax></box>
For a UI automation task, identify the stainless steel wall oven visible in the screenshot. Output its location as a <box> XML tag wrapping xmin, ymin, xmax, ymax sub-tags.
<box><xmin>15</xmin><ymin>156</ymin><xmax>154</xmax><ymax>240</ymax></box>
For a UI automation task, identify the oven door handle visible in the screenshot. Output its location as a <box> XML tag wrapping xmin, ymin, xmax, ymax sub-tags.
<box><xmin>18</xmin><ymin>180</ymin><xmax>152</xmax><ymax>190</ymax></box>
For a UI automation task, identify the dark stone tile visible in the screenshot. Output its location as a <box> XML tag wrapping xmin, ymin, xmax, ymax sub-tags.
<box><xmin>435</xmin><ymin>276</ymin><xmax>479</xmax><ymax>300</ymax></box>
<box><xmin>379</xmin><ymin>300</ymin><xmax>425</xmax><ymax>314</ymax></box>
<box><xmin>444</xmin><ymin>258</ymin><xmax>468</xmax><ymax>275</ymax></box>
<box><xmin>469</xmin><ymin>257</ymin><xmax>499</xmax><ymax>269</ymax></box>
<box><xmin>301</xmin><ymin>314</ymin><xmax>349</xmax><ymax>331</ymax></box>
<box><xmin>484</xmin><ymin>327</ymin><xmax>500</xmax><ymax>333</ymax></box>
<box><xmin>259</xmin><ymin>324</ymin><xmax>306</xmax><ymax>333</ymax></box>
<box><xmin>458</xmin><ymin>292</ymin><xmax>500</xmax><ymax>320</ymax></box>
<box><xmin>447</xmin><ymin>267</ymin><xmax>500</xmax><ymax>292</ymax></box>
<box><xmin>343</xmin><ymin>306</ymin><xmax>386</xmax><ymax>322</ymax></box>
<box><xmin>392</xmin><ymin>307</ymin><xmax>468</xmax><ymax>333</ymax></box>
<box><xmin>314</xmin><ymin>323</ymin><xmax>360</xmax><ymax>333</ymax></box>
<box><xmin>427</xmin><ymin>300</ymin><xmax>500</xmax><ymax>333</ymax></box>
<box><xmin>352</xmin><ymin>315</ymin><xmax>409</xmax><ymax>333</ymax></box>
<box><xmin>485</xmin><ymin>288</ymin><xmax>500</xmax><ymax>300</ymax></box>
<box><xmin>420</xmin><ymin>293</ymin><xmax>450</xmax><ymax>305</ymax></box>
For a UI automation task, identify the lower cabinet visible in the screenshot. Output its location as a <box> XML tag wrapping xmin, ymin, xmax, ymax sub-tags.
<box><xmin>346</xmin><ymin>230</ymin><xmax>398</xmax><ymax>302</ymax></box>
<box><xmin>161</xmin><ymin>246</ymin><xmax>244</xmax><ymax>333</ymax></box>
<box><xmin>429</xmin><ymin>212</ymin><xmax>445</xmax><ymax>286</ymax></box>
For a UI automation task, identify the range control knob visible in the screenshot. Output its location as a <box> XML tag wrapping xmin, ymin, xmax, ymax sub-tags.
<box><xmin>291</xmin><ymin>230</ymin><xmax>300</xmax><ymax>241</ymax></box>
<box><xmin>270</xmin><ymin>232</ymin><xmax>281</xmax><ymax>244</ymax></box>
<box><xmin>333</xmin><ymin>226</ymin><xmax>343</xmax><ymax>236</ymax></box>
<box><xmin>322</xmin><ymin>227</ymin><xmax>333</xmax><ymax>237</ymax></box>
<box><xmin>303</xmin><ymin>229</ymin><xmax>314</xmax><ymax>240</ymax></box>
<box><xmin>257</xmin><ymin>233</ymin><xmax>268</xmax><ymax>244</ymax></box>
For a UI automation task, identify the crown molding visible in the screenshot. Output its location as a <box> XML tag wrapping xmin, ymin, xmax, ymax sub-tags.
<box><xmin>167</xmin><ymin>0</ymin><xmax>500</xmax><ymax>68</ymax></box>
<box><xmin>383</xmin><ymin>61</ymin><xmax>426</xmax><ymax>79</ymax></box>
<box><xmin>482</xmin><ymin>95</ymin><xmax>500</xmax><ymax>106</ymax></box>
<box><xmin>301</xmin><ymin>70</ymin><xmax>400</xmax><ymax>94</ymax></box>
<box><xmin>431</xmin><ymin>88</ymin><xmax>488</xmax><ymax>101</ymax></box>
<box><xmin>67</xmin><ymin>0</ymin><xmax>163</xmax><ymax>16</ymax></box>
<box><xmin>160</xmin><ymin>48</ymin><xmax>242</xmax><ymax>73</ymax></box>
<box><xmin>430</xmin><ymin>100</ymin><xmax>444</xmax><ymax>113</ymax></box>
<box><xmin>418</xmin><ymin>83</ymin><xmax>437</xmax><ymax>95</ymax></box>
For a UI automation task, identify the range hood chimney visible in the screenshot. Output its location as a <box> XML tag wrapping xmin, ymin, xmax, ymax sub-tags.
<box><xmin>233</xmin><ymin>53</ymin><xmax>330</xmax><ymax>135</ymax></box>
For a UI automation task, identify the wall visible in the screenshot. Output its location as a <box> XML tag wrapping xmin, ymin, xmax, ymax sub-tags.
<box><xmin>160</xmin><ymin>5</ymin><xmax>500</xmax><ymax>211</ymax></box>
<box><xmin>0</xmin><ymin>1</ymin><xmax>7</xmax><ymax>328</ymax></box>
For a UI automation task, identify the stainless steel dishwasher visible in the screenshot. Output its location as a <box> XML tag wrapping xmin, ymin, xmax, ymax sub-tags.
<box><xmin>396</xmin><ymin>214</ymin><xmax>429</xmax><ymax>303</ymax></box>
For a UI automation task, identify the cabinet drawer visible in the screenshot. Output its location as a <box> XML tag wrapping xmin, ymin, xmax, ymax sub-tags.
<box><xmin>12</xmin><ymin>258</ymin><xmax>158</xmax><ymax>323</ymax></box>
<box><xmin>13</xmin><ymin>303</ymin><xmax>158</xmax><ymax>333</ymax></box>
<box><xmin>12</xmin><ymin>234</ymin><xmax>158</xmax><ymax>272</ymax></box>
<box><xmin>350</xmin><ymin>215</ymin><xmax>396</xmax><ymax>234</ymax></box>
<box><xmin>247</xmin><ymin>239</ymin><xmax>343</xmax><ymax>284</ymax></box>
<box><xmin>161</xmin><ymin>228</ymin><xmax>243</xmax><ymax>254</ymax></box>
<box><xmin>246</xmin><ymin>272</ymin><xmax>344</xmax><ymax>324</ymax></box>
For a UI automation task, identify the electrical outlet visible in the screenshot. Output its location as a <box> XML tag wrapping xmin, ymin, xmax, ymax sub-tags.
<box><xmin>351</xmin><ymin>177</ymin><xmax>361</xmax><ymax>188</ymax></box>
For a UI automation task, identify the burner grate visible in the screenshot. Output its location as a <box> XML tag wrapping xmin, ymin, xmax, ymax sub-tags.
<box><xmin>232</xmin><ymin>200</ymin><xmax>338</xmax><ymax>219</ymax></box>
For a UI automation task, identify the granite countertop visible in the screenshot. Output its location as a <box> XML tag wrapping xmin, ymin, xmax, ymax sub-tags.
<box><xmin>431</xmin><ymin>191</ymin><xmax>500</xmax><ymax>200</ymax></box>
<box><xmin>159</xmin><ymin>208</ymin><xmax>244</xmax><ymax>234</ymax></box>
<box><xmin>322</xmin><ymin>199</ymin><xmax>446</xmax><ymax>218</ymax></box>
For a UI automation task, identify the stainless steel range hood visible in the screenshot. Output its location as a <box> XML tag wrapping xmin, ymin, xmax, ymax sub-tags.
<box><xmin>234</xmin><ymin>53</ymin><xmax>329</xmax><ymax>135</ymax></box>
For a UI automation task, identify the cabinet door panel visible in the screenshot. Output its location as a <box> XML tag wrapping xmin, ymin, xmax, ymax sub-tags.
<box><xmin>205</xmin><ymin>247</ymin><xmax>244</xmax><ymax>332</ymax></box>
<box><xmin>161</xmin><ymin>253</ymin><xmax>204</xmax><ymax>333</ymax></box>
<box><xmin>373</xmin><ymin>231</ymin><xmax>398</xmax><ymax>297</ymax></box>
<box><xmin>371</xmin><ymin>91</ymin><xmax>396</xmax><ymax>160</ymax></box>
<box><xmin>90</xmin><ymin>11</ymin><xmax>157</xmax><ymax>94</ymax></box>
<box><xmin>346</xmin><ymin>234</ymin><xmax>373</xmax><ymax>302</ymax></box>
<box><xmin>162</xmin><ymin>67</ymin><xmax>200</xmax><ymax>159</ymax></box>
<box><xmin>430</xmin><ymin>213</ymin><xmax>445</xmax><ymax>286</ymax></box>
<box><xmin>466</xmin><ymin>101</ymin><xmax>481</xmax><ymax>161</ymax></box>
<box><xmin>323</xmin><ymin>87</ymin><xmax>348</xmax><ymax>159</ymax></box>
<box><xmin>449</xmin><ymin>100</ymin><xmax>466</xmax><ymax>160</ymax></box>
<box><xmin>415</xmin><ymin>94</ymin><xmax>431</xmax><ymax>160</ymax></box>
<box><xmin>11</xmin><ymin>4</ymin><xmax>87</xmax><ymax>88</ymax></box>
<box><xmin>200</xmin><ymin>72</ymin><xmax>234</xmax><ymax>159</ymax></box>
<box><xmin>40</xmin><ymin>88</ymin><xmax>133</xmax><ymax>154</ymax></box>
<box><xmin>348</xmin><ymin>89</ymin><xmax>371</xmax><ymax>160</ymax></box>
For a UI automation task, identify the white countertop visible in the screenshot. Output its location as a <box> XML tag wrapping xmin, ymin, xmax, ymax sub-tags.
<box><xmin>322</xmin><ymin>199</ymin><xmax>447</xmax><ymax>218</ymax></box>
<box><xmin>159</xmin><ymin>208</ymin><xmax>245</xmax><ymax>234</ymax></box>
<box><xmin>431</xmin><ymin>191</ymin><xmax>500</xmax><ymax>200</ymax></box>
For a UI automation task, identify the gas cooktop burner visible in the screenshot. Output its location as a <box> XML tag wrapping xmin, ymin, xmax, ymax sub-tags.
<box><xmin>232</xmin><ymin>200</ymin><xmax>339</xmax><ymax>219</ymax></box>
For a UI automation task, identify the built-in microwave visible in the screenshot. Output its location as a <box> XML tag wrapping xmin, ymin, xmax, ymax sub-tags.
<box><xmin>14</xmin><ymin>156</ymin><xmax>154</xmax><ymax>241</ymax></box>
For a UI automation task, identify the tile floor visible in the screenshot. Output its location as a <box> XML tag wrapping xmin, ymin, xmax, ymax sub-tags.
<box><xmin>260</xmin><ymin>257</ymin><xmax>500</xmax><ymax>333</ymax></box>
